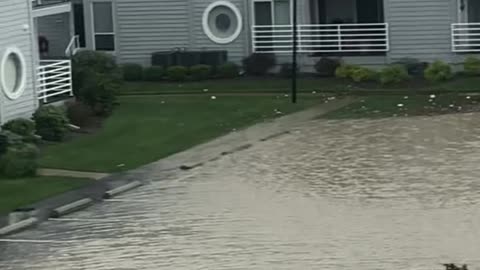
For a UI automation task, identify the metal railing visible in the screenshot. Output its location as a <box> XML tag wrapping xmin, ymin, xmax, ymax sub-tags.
<box><xmin>37</xmin><ymin>60</ymin><xmax>73</xmax><ymax>103</ymax></box>
<box><xmin>252</xmin><ymin>23</ymin><xmax>389</xmax><ymax>54</ymax></box>
<box><xmin>65</xmin><ymin>35</ymin><xmax>80</xmax><ymax>57</ymax></box>
<box><xmin>452</xmin><ymin>23</ymin><xmax>480</xmax><ymax>52</ymax></box>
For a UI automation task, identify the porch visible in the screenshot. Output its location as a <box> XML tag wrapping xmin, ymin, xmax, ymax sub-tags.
<box><xmin>452</xmin><ymin>0</ymin><xmax>480</xmax><ymax>52</ymax></box>
<box><xmin>251</xmin><ymin>0</ymin><xmax>389</xmax><ymax>55</ymax></box>
<box><xmin>32</xmin><ymin>0</ymin><xmax>79</xmax><ymax>103</ymax></box>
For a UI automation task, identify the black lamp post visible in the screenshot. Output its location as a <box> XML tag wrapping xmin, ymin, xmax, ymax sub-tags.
<box><xmin>291</xmin><ymin>0</ymin><xmax>298</xmax><ymax>103</ymax></box>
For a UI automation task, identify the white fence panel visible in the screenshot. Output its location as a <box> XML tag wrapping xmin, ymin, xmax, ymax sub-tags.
<box><xmin>37</xmin><ymin>59</ymin><xmax>73</xmax><ymax>103</ymax></box>
<box><xmin>452</xmin><ymin>23</ymin><xmax>480</xmax><ymax>52</ymax></box>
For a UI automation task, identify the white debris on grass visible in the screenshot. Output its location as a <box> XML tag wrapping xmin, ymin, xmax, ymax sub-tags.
<box><xmin>211</xmin><ymin>96</ymin><xmax>217</xmax><ymax>100</ymax></box>
<box><xmin>161</xmin><ymin>101</ymin><xmax>165</xmax><ymax>104</ymax></box>
<box><xmin>430</xmin><ymin>94</ymin><xmax>436</xmax><ymax>99</ymax></box>
<box><xmin>117</xmin><ymin>164</ymin><xmax>125</xmax><ymax>167</ymax></box>
<box><xmin>404</xmin><ymin>96</ymin><xmax>409</xmax><ymax>99</ymax></box>
<box><xmin>449</xmin><ymin>104</ymin><xmax>454</xmax><ymax>108</ymax></box>
<box><xmin>397</xmin><ymin>103</ymin><xmax>404</xmax><ymax>107</ymax></box>
<box><xmin>284</xmin><ymin>94</ymin><xmax>289</xmax><ymax>97</ymax></box>
<box><xmin>203</xmin><ymin>89</ymin><xmax>209</xmax><ymax>92</ymax></box>
<box><xmin>466</xmin><ymin>96</ymin><xmax>471</xmax><ymax>99</ymax></box>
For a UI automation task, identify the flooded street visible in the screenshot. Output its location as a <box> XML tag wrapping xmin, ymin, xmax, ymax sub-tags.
<box><xmin>2</xmin><ymin>112</ymin><xmax>480</xmax><ymax>270</ymax></box>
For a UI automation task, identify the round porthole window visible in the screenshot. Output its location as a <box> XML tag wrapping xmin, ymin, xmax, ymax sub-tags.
<box><xmin>1</xmin><ymin>47</ymin><xmax>27</xmax><ymax>100</ymax></box>
<box><xmin>202</xmin><ymin>1</ymin><xmax>243</xmax><ymax>44</ymax></box>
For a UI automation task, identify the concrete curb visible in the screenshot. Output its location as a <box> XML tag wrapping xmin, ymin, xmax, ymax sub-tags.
<box><xmin>103</xmin><ymin>181</ymin><xmax>143</xmax><ymax>199</ymax></box>
<box><xmin>50</xmin><ymin>198</ymin><xmax>94</xmax><ymax>218</ymax></box>
<box><xmin>0</xmin><ymin>218</ymin><xmax>38</xmax><ymax>236</ymax></box>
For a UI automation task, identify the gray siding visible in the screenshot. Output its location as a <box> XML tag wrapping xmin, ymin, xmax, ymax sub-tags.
<box><xmin>385</xmin><ymin>0</ymin><xmax>456</xmax><ymax>62</ymax></box>
<box><xmin>37</xmin><ymin>13</ymin><xmax>71</xmax><ymax>58</ymax></box>
<box><xmin>0</xmin><ymin>0</ymin><xmax>38</xmax><ymax>124</ymax></box>
<box><xmin>190</xmin><ymin>0</ymin><xmax>249</xmax><ymax>63</ymax></box>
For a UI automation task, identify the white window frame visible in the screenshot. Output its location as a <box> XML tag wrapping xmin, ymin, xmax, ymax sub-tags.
<box><xmin>91</xmin><ymin>0</ymin><xmax>116</xmax><ymax>52</ymax></box>
<box><xmin>251</xmin><ymin>0</ymin><xmax>293</xmax><ymax>26</ymax></box>
<box><xmin>202</xmin><ymin>1</ymin><xmax>244</xmax><ymax>44</ymax></box>
<box><xmin>0</xmin><ymin>47</ymin><xmax>27</xmax><ymax>101</ymax></box>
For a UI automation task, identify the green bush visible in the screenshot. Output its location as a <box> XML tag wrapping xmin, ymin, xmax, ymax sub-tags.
<box><xmin>0</xmin><ymin>143</ymin><xmax>39</xmax><ymax>178</ymax></box>
<box><xmin>72</xmin><ymin>50</ymin><xmax>121</xmax><ymax>96</ymax></box>
<box><xmin>424</xmin><ymin>61</ymin><xmax>453</xmax><ymax>82</ymax></box>
<box><xmin>79</xmin><ymin>72</ymin><xmax>119</xmax><ymax>116</ymax></box>
<box><xmin>66</xmin><ymin>101</ymin><xmax>93</xmax><ymax>127</ymax></box>
<box><xmin>0</xmin><ymin>133</ymin><xmax>7</xmax><ymax>156</ymax></box>
<box><xmin>217</xmin><ymin>62</ymin><xmax>240</xmax><ymax>78</ymax></box>
<box><xmin>2</xmin><ymin>118</ymin><xmax>35</xmax><ymax>136</ymax></box>
<box><xmin>189</xmin><ymin>64</ymin><xmax>212</xmax><ymax>81</ymax></box>
<box><xmin>242</xmin><ymin>53</ymin><xmax>276</xmax><ymax>76</ymax></box>
<box><xmin>351</xmin><ymin>67</ymin><xmax>377</xmax><ymax>82</ymax></box>
<box><xmin>122</xmin><ymin>63</ymin><xmax>143</xmax><ymax>81</ymax></box>
<box><xmin>143</xmin><ymin>66</ymin><xmax>164</xmax><ymax>81</ymax></box>
<box><xmin>32</xmin><ymin>106</ymin><xmax>69</xmax><ymax>142</ymax></box>
<box><xmin>166</xmin><ymin>66</ymin><xmax>188</xmax><ymax>81</ymax></box>
<box><xmin>394</xmin><ymin>58</ymin><xmax>428</xmax><ymax>77</ymax></box>
<box><xmin>335</xmin><ymin>64</ymin><xmax>356</xmax><ymax>79</ymax></box>
<box><xmin>279</xmin><ymin>63</ymin><xmax>298</xmax><ymax>78</ymax></box>
<box><xmin>314</xmin><ymin>58</ymin><xmax>341</xmax><ymax>77</ymax></box>
<box><xmin>464</xmin><ymin>56</ymin><xmax>480</xmax><ymax>76</ymax></box>
<box><xmin>379</xmin><ymin>65</ymin><xmax>410</xmax><ymax>85</ymax></box>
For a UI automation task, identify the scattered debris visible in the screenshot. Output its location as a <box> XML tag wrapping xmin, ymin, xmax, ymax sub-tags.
<box><xmin>203</xmin><ymin>88</ymin><xmax>209</xmax><ymax>92</ymax></box>
<box><xmin>430</xmin><ymin>94</ymin><xmax>436</xmax><ymax>99</ymax></box>
<box><xmin>397</xmin><ymin>103</ymin><xmax>404</xmax><ymax>107</ymax></box>
<box><xmin>404</xmin><ymin>96</ymin><xmax>409</xmax><ymax>99</ymax></box>
<box><xmin>466</xmin><ymin>96</ymin><xmax>471</xmax><ymax>99</ymax></box>
<box><xmin>449</xmin><ymin>104</ymin><xmax>454</xmax><ymax>108</ymax></box>
<box><xmin>211</xmin><ymin>96</ymin><xmax>217</xmax><ymax>100</ymax></box>
<box><xmin>117</xmin><ymin>164</ymin><xmax>125</xmax><ymax>167</ymax></box>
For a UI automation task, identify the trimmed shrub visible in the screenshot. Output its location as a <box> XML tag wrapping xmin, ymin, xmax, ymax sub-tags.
<box><xmin>314</xmin><ymin>57</ymin><xmax>341</xmax><ymax>77</ymax></box>
<box><xmin>2</xmin><ymin>118</ymin><xmax>35</xmax><ymax>136</ymax></box>
<box><xmin>189</xmin><ymin>64</ymin><xmax>212</xmax><ymax>81</ymax></box>
<box><xmin>351</xmin><ymin>66</ymin><xmax>377</xmax><ymax>82</ymax></box>
<box><xmin>0</xmin><ymin>143</ymin><xmax>39</xmax><ymax>178</ymax></box>
<box><xmin>335</xmin><ymin>64</ymin><xmax>356</xmax><ymax>79</ymax></box>
<box><xmin>72</xmin><ymin>50</ymin><xmax>121</xmax><ymax>95</ymax></box>
<box><xmin>0</xmin><ymin>133</ymin><xmax>7</xmax><ymax>156</ymax></box>
<box><xmin>379</xmin><ymin>65</ymin><xmax>410</xmax><ymax>85</ymax></box>
<box><xmin>464</xmin><ymin>56</ymin><xmax>480</xmax><ymax>76</ymax></box>
<box><xmin>166</xmin><ymin>66</ymin><xmax>188</xmax><ymax>81</ymax></box>
<box><xmin>424</xmin><ymin>61</ymin><xmax>453</xmax><ymax>82</ymax></box>
<box><xmin>122</xmin><ymin>63</ymin><xmax>143</xmax><ymax>81</ymax></box>
<box><xmin>66</xmin><ymin>101</ymin><xmax>93</xmax><ymax>127</ymax></box>
<box><xmin>217</xmin><ymin>62</ymin><xmax>240</xmax><ymax>78</ymax></box>
<box><xmin>79</xmin><ymin>72</ymin><xmax>119</xmax><ymax>116</ymax></box>
<box><xmin>32</xmin><ymin>106</ymin><xmax>69</xmax><ymax>142</ymax></box>
<box><xmin>394</xmin><ymin>58</ymin><xmax>428</xmax><ymax>77</ymax></box>
<box><xmin>143</xmin><ymin>66</ymin><xmax>164</xmax><ymax>81</ymax></box>
<box><xmin>242</xmin><ymin>53</ymin><xmax>276</xmax><ymax>76</ymax></box>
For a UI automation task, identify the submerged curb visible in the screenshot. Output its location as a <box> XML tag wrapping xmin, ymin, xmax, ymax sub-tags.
<box><xmin>50</xmin><ymin>198</ymin><xmax>94</xmax><ymax>218</ymax></box>
<box><xmin>0</xmin><ymin>218</ymin><xmax>38</xmax><ymax>236</ymax></box>
<box><xmin>103</xmin><ymin>181</ymin><xmax>143</xmax><ymax>199</ymax></box>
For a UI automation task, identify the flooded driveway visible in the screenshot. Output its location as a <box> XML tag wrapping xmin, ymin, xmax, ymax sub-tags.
<box><xmin>2</xmin><ymin>112</ymin><xmax>480</xmax><ymax>270</ymax></box>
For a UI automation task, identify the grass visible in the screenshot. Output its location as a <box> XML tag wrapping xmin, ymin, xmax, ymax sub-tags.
<box><xmin>323</xmin><ymin>93</ymin><xmax>480</xmax><ymax>119</ymax></box>
<box><xmin>40</xmin><ymin>95</ymin><xmax>325</xmax><ymax>172</ymax></box>
<box><xmin>0</xmin><ymin>177</ymin><xmax>93</xmax><ymax>214</ymax></box>
<box><xmin>120</xmin><ymin>76</ymin><xmax>480</xmax><ymax>95</ymax></box>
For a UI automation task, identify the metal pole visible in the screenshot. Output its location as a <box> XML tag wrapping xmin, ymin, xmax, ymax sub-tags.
<box><xmin>291</xmin><ymin>0</ymin><xmax>298</xmax><ymax>103</ymax></box>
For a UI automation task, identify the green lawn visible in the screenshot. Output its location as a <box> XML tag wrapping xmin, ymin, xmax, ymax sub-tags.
<box><xmin>120</xmin><ymin>76</ymin><xmax>480</xmax><ymax>95</ymax></box>
<box><xmin>40</xmin><ymin>95</ymin><xmax>324</xmax><ymax>172</ymax></box>
<box><xmin>0</xmin><ymin>177</ymin><xmax>93</xmax><ymax>214</ymax></box>
<box><xmin>323</xmin><ymin>93</ymin><xmax>480</xmax><ymax>119</ymax></box>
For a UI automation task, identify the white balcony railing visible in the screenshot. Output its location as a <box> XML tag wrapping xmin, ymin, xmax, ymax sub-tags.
<box><xmin>452</xmin><ymin>23</ymin><xmax>480</xmax><ymax>52</ymax></box>
<box><xmin>37</xmin><ymin>60</ymin><xmax>73</xmax><ymax>103</ymax></box>
<box><xmin>252</xmin><ymin>23</ymin><xmax>389</xmax><ymax>54</ymax></box>
<box><xmin>65</xmin><ymin>35</ymin><xmax>80</xmax><ymax>57</ymax></box>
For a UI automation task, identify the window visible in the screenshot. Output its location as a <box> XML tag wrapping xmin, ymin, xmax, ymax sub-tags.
<box><xmin>202</xmin><ymin>1</ymin><xmax>243</xmax><ymax>44</ymax></box>
<box><xmin>0</xmin><ymin>47</ymin><xmax>26</xmax><ymax>100</ymax></box>
<box><xmin>253</xmin><ymin>0</ymin><xmax>291</xmax><ymax>25</ymax></box>
<box><xmin>92</xmin><ymin>2</ymin><xmax>115</xmax><ymax>51</ymax></box>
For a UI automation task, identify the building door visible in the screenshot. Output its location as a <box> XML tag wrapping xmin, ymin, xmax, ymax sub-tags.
<box><xmin>73</xmin><ymin>3</ymin><xmax>86</xmax><ymax>47</ymax></box>
<box><xmin>357</xmin><ymin>0</ymin><xmax>384</xmax><ymax>23</ymax></box>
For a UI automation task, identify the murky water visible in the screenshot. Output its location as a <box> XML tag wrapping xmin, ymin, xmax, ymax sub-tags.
<box><xmin>2</xmin><ymin>113</ymin><xmax>480</xmax><ymax>270</ymax></box>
